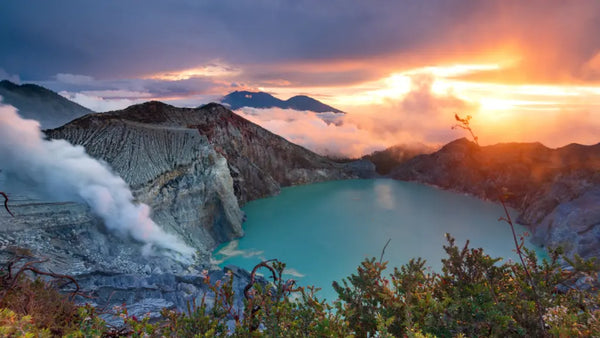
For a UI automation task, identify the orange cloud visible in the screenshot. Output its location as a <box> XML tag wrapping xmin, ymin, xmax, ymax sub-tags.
<box><xmin>234</xmin><ymin>63</ymin><xmax>600</xmax><ymax>157</ymax></box>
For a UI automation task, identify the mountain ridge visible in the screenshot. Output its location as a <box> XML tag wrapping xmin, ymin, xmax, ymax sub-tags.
<box><xmin>221</xmin><ymin>90</ymin><xmax>344</xmax><ymax>113</ymax></box>
<box><xmin>363</xmin><ymin>143</ymin><xmax>438</xmax><ymax>175</ymax></box>
<box><xmin>53</xmin><ymin>100</ymin><xmax>371</xmax><ymax>204</ymax></box>
<box><xmin>390</xmin><ymin>137</ymin><xmax>600</xmax><ymax>260</ymax></box>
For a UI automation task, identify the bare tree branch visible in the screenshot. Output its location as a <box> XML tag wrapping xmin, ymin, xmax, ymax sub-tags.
<box><xmin>0</xmin><ymin>255</ymin><xmax>91</xmax><ymax>304</ymax></box>
<box><xmin>0</xmin><ymin>192</ymin><xmax>14</xmax><ymax>217</ymax></box>
<box><xmin>451</xmin><ymin>113</ymin><xmax>479</xmax><ymax>146</ymax></box>
<box><xmin>379</xmin><ymin>238</ymin><xmax>391</xmax><ymax>264</ymax></box>
<box><xmin>244</xmin><ymin>259</ymin><xmax>278</xmax><ymax>299</ymax></box>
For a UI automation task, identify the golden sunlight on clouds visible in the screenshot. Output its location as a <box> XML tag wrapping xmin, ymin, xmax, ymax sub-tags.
<box><xmin>256</xmin><ymin>60</ymin><xmax>600</xmax><ymax>151</ymax></box>
<box><xmin>331</xmin><ymin>64</ymin><xmax>504</xmax><ymax>107</ymax></box>
<box><xmin>136</xmin><ymin>46</ymin><xmax>600</xmax><ymax>151</ymax></box>
<box><xmin>146</xmin><ymin>62</ymin><xmax>240</xmax><ymax>81</ymax></box>
<box><xmin>328</xmin><ymin>74</ymin><xmax>413</xmax><ymax>106</ymax></box>
<box><xmin>259</xmin><ymin>63</ymin><xmax>509</xmax><ymax>108</ymax></box>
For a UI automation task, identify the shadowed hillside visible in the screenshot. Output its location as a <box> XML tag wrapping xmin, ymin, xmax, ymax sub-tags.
<box><xmin>0</xmin><ymin>80</ymin><xmax>92</xmax><ymax>128</ymax></box>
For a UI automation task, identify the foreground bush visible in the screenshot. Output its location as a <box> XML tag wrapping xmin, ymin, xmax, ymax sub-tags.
<box><xmin>334</xmin><ymin>235</ymin><xmax>599</xmax><ymax>337</ymax></box>
<box><xmin>1</xmin><ymin>235</ymin><xmax>598</xmax><ymax>337</ymax></box>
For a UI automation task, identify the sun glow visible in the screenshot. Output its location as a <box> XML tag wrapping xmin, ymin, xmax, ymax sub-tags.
<box><xmin>333</xmin><ymin>73</ymin><xmax>413</xmax><ymax>106</ymax></box>
<box><xmin>301</xmin><ymin>63</ymin><xmax>505</xmax><ymax>108</ymax></box>
<box><xmin>228</xmin><ymin>56</ymin><xmax>600</xmax><ymax>147</ymax></box>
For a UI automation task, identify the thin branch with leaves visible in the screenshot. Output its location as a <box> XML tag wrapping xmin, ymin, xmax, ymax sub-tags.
<box><xmin>452</xmin><ymin>113</ymin><xmax>479</xmax><ymax>146</ymax></box>
<box><xmin>451</xmin><ymin>113</ymin><xmax>547</xmax><ymax>334</ymax></box>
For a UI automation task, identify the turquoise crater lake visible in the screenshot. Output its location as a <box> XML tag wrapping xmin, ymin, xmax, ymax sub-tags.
<box><xmin>214</xmin><ymin>179</ymin><xmax>543</xmax><ymax>301</ymax></box>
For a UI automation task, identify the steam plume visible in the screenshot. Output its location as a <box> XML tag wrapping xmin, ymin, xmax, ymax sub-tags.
<box><xmin>0</xmin><ymin>103</ymin><xmax>194</xmax><ymax>259</ymax></box>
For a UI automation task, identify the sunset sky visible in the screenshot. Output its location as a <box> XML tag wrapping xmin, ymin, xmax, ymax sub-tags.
<box><xmin>1</xmin><ymin>1</ymin><xmax>599</xmax><ymax>156</ymax></box>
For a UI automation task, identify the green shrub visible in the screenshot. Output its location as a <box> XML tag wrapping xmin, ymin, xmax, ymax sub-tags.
<box><xmin>333</xmin><ymin>234</ymin><xmax>598</xmax><ymax>337</ymax></box>
<box><xmin>0</xmin><ymin>257</ymin><xmax>85</xmax><ymax>336</ymax></box>
<box><xmin>1</xmin><ymin>236</ymin><xmax>598</xmax><ymax>337</ymax></box>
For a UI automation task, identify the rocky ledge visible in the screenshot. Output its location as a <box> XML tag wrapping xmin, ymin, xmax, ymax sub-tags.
<box><xmin>391</xmin><ymin>138</ymin><xmax>600</xmax><ymax>260</ymax></box>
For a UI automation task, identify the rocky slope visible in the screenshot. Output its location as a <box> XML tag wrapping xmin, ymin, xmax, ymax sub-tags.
<box><xmin>188</xmin><ymin>103</ymin><xmax>370</xmax><ymax>203</ymax></box>
<box><xmin>46</xmin><ymin>112</ymin><xmax>245</xmax><ymax>252</ymax></box>
<box><xmin>1</xmin><ymin>100</ymin><xmax>373</xmax><ymax>320</ymax></box>
<box><xmin>391</xmin><ymin>138</ymin><xmax>600</xmax><ymax>259</ymax></box>
<box><xmin>0</xmin><ymin>80</ymin><xmax>93</xmax><ymax>129</ymax></box>
<box><xmin>38</xmin><ymin>100</ymin><xmax>375</xmax><ymax>260</ymax></box>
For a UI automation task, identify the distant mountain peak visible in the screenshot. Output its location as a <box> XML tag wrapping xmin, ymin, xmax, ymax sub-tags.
<box><xmin>221</xmin><ymin>90</ymin><xmax>344</xmax><ymax>114</ymax></box>
<box><xmin>0</xmin><ymin>79</ymin><xmax>16</xmax><ymax>87</ymax></box>
<box><xmin>0</xmin><ymin>80</ymin><xmax>93</xmax><ymax>129</ymax></box>
<box><xmin>1</xmin><ymin>80</ymin><xmax>56</xmax><ymax>95</ymax></box>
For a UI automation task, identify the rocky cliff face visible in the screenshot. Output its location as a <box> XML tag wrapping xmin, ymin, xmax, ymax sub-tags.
<box><xmin>391</xmin><ymin>138</ymin><xmax>600</xmax><ymax>259</ymax></box>
<box><xmin>40</xmin><ymin>100</ymin><xmax>373</xmax><ymax>259</ymax></box>
<box><xmin>187</xmin><ymin>103</ymin><xmax>372</xmax><ymax>204</ymax></box>
<box><xmin>48</xmin><ymin>101</ymin><xmax>373</xmax><ymax>204</ymax></box>
<box><xmin>1</xmin><ymin>100</ymin><xmax>374</xmax><ymax>320</ymax></box>
<box><xmin>45</xmin><ymin>113</ymin><xmax>244</xmax><ymax>252</ymax></box>
<box><xmin>0</xmin><ymin>110</ymin><xmax>245</xmax><ymax>320</ymax></box>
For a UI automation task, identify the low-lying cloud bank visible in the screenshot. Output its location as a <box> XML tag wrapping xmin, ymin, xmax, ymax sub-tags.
<box><xmin>0</xmin><ymin>103</ymin><xmax>194</xmax><ymax>259</ymax></box>
<box><xmin>236</xmin><ymin>74</ymin><xmax>473</xmax><ymax>158</ymax></box>
<box><xmin>236</xmin><ymin>73</ymin><xmax>600</xmax><ymax>158</ymax></box>
<box><xmin>59</xmin><ymin>91</ymin><xmax>148</xmax><ymax>112</ymax></box>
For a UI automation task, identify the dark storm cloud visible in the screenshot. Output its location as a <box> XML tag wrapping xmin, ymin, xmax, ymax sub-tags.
<box><xmin>2</xmin><ymin>0</ymin><xmax>423</xmax><ymax>79</ymax></box>
<box><xmin>1</xmin><ymin>1</ymin><xmax>600</xmax><ymax>84</ymax></box>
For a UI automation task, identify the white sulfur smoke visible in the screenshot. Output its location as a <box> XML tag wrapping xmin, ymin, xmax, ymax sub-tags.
<box><xmin>0</xmin><ymin>103</ymin><xmax>194</xmax><ymax>259</ymax></box>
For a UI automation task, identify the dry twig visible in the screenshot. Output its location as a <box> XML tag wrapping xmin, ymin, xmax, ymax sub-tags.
<box><xmin>0</xmin><ymin>191</ymin><xmax>14</xmax><ymax>217</ymax></box>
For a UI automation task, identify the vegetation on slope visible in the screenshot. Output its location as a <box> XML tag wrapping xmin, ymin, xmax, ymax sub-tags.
<box><xmin>0</xmin><ymin>235</ymin><xmax>598</xmax><ymax>337</ymax></box>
